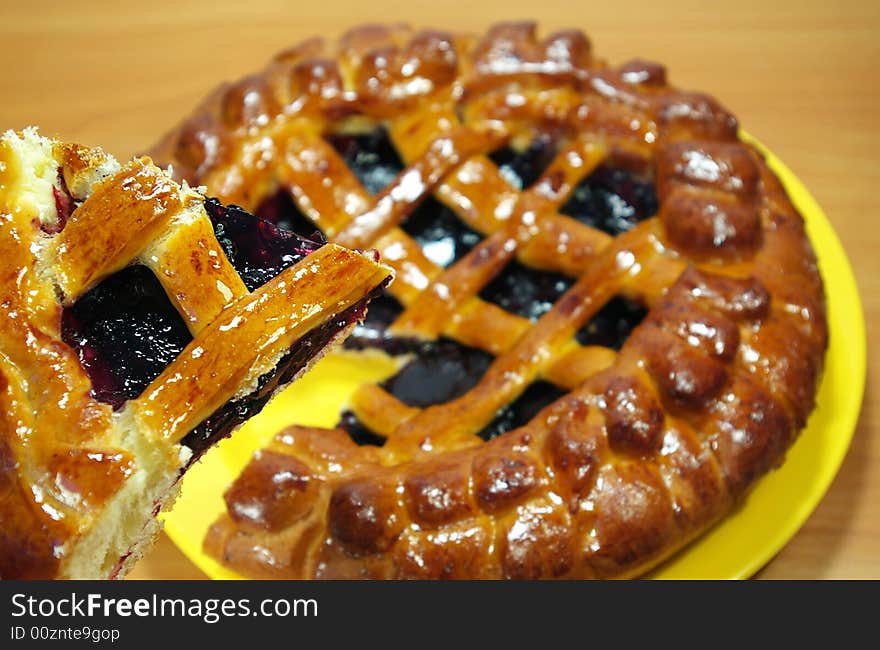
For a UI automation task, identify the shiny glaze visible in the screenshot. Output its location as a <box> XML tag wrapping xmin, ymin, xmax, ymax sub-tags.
<box><xmin>0</xmin><ymin>136</ymin><xmax>133</xmax><ymax>578</ymax></box>
<box><xmin>0</xmin><ymin>130</ymin><xmax>391</xmax><ymax>578</ymax></box>
<box><xmin>150</xmin><ymin>23</ymin><xmax>827</xmax><ymax>579</ymax></box>
<box><xmin>181</xmin><ymin>288</ymin><xmax>386</xmax><ymax>460</ymax></box>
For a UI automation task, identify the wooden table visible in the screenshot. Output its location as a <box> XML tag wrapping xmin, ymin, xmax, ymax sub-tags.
<box><xmin>1</xmin><ymin>0</ymin><xmax>876</xmax><ymax>579</ymax></box>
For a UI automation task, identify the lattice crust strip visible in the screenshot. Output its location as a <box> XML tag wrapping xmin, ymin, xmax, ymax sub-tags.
<box><xmin>0</xmin><ymin>128</ymin><xmax>391</xmax><ymax>579</ymax></box>
<box><xmin>150</xmin><ymin>23</ymin><xmax>828</xmax><ymax>579</ymax></box>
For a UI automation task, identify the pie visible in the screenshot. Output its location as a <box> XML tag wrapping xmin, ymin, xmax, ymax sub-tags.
<box><xmin>149</xmin><ymin>22</ymin><xmax>828</xmax><ymax>579</ymax></box>
<box><xmin>0</xmin><ymin>127</ymin><xmax>391</xmax><ymax>579</ymax></box>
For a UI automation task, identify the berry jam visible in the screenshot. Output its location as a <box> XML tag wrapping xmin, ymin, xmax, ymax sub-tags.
<box><xmin>479</xmin><ymin>259</ymin><xmax>573</xmax><ymax>321</ymax></box>
<box><xmin>575</xmin><ymin>296</ymin><xmax>647</xmax><ymax>350</ymax></box>
<box><xmin>561</xmin><ymin>164</ymin><xmax>658</xmax><ymax>236</ymax></box>
<box><xmin>253</xmin><ymin>189</ymin><xmax>321</xmax><ymax>239</ymax></box>
<box><xmin>203</xmin><ymin>198</ymin><xmax>323</xmax><ymax>292</ymax></box>
<box><xmin>342</xmin><ymin>293</ymin><xmax>426</xmax><ymax>356</ymax></box>
<box><xmin>325</xmin><ymin>129</ymin><xmax>404</xmax><ymax>195</ymax></box>
<box><xmin>488</xmin><ymin>133</ymin><xmax>559</xmax><ymax>189</ymax></box>
<box><xmin>340</xmin><ymin>335</ymin><xmax>500</xmax><ymax>447</ymax></box>
<box><xmin>401</xmin><ymin>196</ymin><xmax>482</xmax><ymax>268</ymax></box>
<box><xmin>337</xmin><ymin>410</ymin><xmax>387</xmax><ymax>447</ymax></box>
<box><xmin>61</xmin><ymin>265</ymin><xmax>193</xmax><ymax>410</ymax></box>
<box><xmin>477</xmin><ymin>380</ymin><xmax>567</xmax><ymax>441</ymax></box>
<box><xmin>337</xmin><ymin>378</ymin><xmax>567</xmax><ymax>446</ymax></box>
<box><xmin>381</xmin><ymin>338</ymin><xmax>494</xmax><ymax>408</ymax></box>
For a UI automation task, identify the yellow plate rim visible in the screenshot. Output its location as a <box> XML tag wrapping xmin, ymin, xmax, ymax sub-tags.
<box><xmin>163</xmin><ymin>133</ymin><xmax>867</xmax><ymax>580</ymax></box>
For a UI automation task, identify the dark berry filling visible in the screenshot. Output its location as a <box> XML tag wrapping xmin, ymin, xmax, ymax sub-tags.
<box><xmin>337</xmin><ymin>410</ymin><xmax>386</xmax><ymax>447</ymax></box>
<box><xmin>381</xmin><ymin>338</ymin><xmax>494</xmax><ymax>408</ymax></box>
<box><xmin>479</xmin><ymin>259</ymin><xmax>573</xmax><ymax>321</ymax></box>
<box><xmin>400</xmin><ymin>196</ymin><xmax>482</xmax><ymax>268</ymax></box>
<box><xmin>49</xmin><ymin>188</ymin><xmax>75</xmax><ymax>235</ymax></box>
<box><xmin>203</xmin><ymin>198</ymin><xmax>323</xmax><ymax>292</ymax></box>
<box><xmin>477</xmin><ymin>380</ymin><xmax>567</xmax><ymax>441</ymax></box>
<box><xmin>348</xmin><ymin>292</ymin><xmax>402</xmax><ymax>338</ymax></box>
<box><xmin>61</xmin><ymin>265</ymin><xmax>193</xmax><ymax>411</ymax></box>
<box><xmin>253</xmin><ymin>189</ymin><xmax>321</xmax><ymax>239</ymax></box>
<box><xmin>488</xmin><ymin>133</ymin><xmax>559</xmax><ymax>189</ymax></box>
<box><xmin>575</xmin><ymin>296</ymin><xmax>647</xmax><ymax>350</ymax></box>
<box><xmin>181</xmin><ymin>288</ymin><xmax>386</xmax><ymax>461</ymax></box>
<box><xmin>560</xmin><ymin>165</ymin><xmax>658</xmax><ymax>236</ymax></box>
<box><xmin>339</xmin><ymin>295</ymin><xmax>646</xmax><ymax>446</ymax></box>
<box><xmin>42</xmin><ymin>169</ymin><xmax>78</xmax><ymax>235</ymax></box>
<box><xmin>325</xmin><ymin>128</ymin><xmax>404</xmax><ymax>195</ymax></box>
<box><xmin>337</xmin><ymin>379</ymin><xmax>566</xmax><ymax>446</ymax></box>
<box><xmin>343</xmin><ymin>292</ymin><xmax>426</xmax><ymax>355</ymax></box>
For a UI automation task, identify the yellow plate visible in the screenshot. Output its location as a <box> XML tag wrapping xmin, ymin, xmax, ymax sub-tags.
<box><xmin>163</xmin><ymin>135</ymin><xmax>867</xmax><ymax>580</ymax></box>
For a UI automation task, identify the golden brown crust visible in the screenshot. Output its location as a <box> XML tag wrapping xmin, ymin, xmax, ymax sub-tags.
<box><xmin>0</xmin><ymin>129</ymin><xmax>391</xmax><ymax>579</ymax></box>
<box><xmin>150</xmin><ymin>22</ymin><xmax>828</xmax><ymax>579</ymax></box>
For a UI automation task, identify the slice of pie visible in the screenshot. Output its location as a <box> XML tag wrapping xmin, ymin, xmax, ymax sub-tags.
<box><xmin>0</xmin><ymin>127</ymin><xmax>392</xmax><ymax>579</ymax></box>
<box><xmin>151</xmin><ymin>22</ymin><xmax>828</xmax><ymax>579</ymax></box>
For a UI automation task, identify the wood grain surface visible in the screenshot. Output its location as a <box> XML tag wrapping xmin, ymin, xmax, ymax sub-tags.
<box><xmin>1</xmin><ymin>0</ymin><xmax>876</xmax><ymax>579</ymax></box>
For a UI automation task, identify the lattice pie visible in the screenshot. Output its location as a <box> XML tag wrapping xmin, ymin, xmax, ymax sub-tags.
<box><xmin>168</xmin><ymin>22</ymin><xmax>826</xmax><ymax>578</ymax></box>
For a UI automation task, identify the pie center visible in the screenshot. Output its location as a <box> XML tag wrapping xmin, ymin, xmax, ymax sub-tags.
<box><xmin>254</xmin><ymin>127</ymin><xmax>656</xmax><ymax>444</ymax></box>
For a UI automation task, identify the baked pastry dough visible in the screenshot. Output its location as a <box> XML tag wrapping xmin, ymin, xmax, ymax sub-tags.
<box><xmin>151</xmin><ymin>23</ymin><xmax>828</xmax><ymax>578</ymax></box>
<box><xmin>0</xmin><ymin>128</ymin><xmax>391</xmax><ymax>579</ymax></box>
